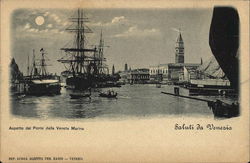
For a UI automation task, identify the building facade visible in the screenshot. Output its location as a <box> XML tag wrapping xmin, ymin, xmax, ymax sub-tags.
<box><xmin>149</xmin><ymin>64</ymin><xmax>168</xmax><ymax>82</ymax></box>
<box><xmin>128</xmin><ymin>69</ymin><xmax>150</xmax><ymax>84</ymax></box>
<box><xmin>149</xmin><ymin>63</ymin><xmax>200</xmax><ymax>83</ymax></box>
<box><xmin>119</xmin><ymin>68</ymin><xmax>150</xmax><ymax>84</ymax></box>
<box><xmin>149</xmin><ymin>31</ymin><xmax>201</xmax><ymax>83</ymax></box>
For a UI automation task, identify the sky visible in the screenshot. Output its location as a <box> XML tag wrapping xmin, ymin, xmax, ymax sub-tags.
<box><xmin>11</xmin><ymin>8</ymin><xmax>214</xmax><ymax>75</ymax></box>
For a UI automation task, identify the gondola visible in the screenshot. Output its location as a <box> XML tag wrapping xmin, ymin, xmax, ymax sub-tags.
<box><xmin>70</xmin><ymin>93</ymin><xmax>91</xmax><ymax>99</ymax></box>
<box><xmin>99</xmin><ymin>91</ymin><xmax>117</xmax><ymax>98</ymax></box>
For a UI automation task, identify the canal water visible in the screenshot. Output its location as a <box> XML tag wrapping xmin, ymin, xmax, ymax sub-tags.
<box><xmin>11</xmin><ymin>85</ymin><xmax>237</xmax><ymax>120</ymax></box>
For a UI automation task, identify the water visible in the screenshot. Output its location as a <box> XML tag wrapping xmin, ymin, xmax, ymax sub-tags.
<box><xmin>11</xmin><ymin>85</ymin><xmax>237</xmax><ymax>120</ymax></box>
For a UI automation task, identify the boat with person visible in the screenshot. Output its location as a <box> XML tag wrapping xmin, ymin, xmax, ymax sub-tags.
<box><xmin>70</xmin><ymin>93</ymin><xmax>91</xmax><ymax>99</ymax></box>
<box><xmin>99</xmin><ymin>90</ymin><xmax>117</xmax><ymax>98</ymax></box>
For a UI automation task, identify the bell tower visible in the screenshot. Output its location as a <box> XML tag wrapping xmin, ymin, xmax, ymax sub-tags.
<box><xmin>175</xmin><ymin>32</ymin><xmax>184</xmax><ymax>63</ymax></box>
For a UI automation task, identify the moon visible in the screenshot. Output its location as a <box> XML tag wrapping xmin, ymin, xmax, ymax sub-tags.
<box><xmin>35</xmin><ymin>16</ymin><xmax>45</xmax><ymax>26</ymax></box>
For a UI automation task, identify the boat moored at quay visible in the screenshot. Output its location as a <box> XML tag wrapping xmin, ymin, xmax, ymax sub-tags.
<box><xmin>18</xmin><ymin>49</ymin><xmax>61</xmax><ymax>96</ymax></box>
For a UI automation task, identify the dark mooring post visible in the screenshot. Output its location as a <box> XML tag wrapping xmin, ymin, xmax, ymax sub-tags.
<box><xmin>174</xmin><ymin>87</ymin><xmax>179</xmax><ymax>95</ymax></box>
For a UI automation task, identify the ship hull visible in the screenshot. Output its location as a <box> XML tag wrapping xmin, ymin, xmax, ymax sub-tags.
<box><xmin>26</xmin><ymin>84</ymin><xmax>61</xmax><ymax>95</ymax></box>
<box><xmin>208</xmin><ymin>100</ymin><xmax>239</xmax><ymax>118</ymax></box>
<box><xmin>183</xmin><ymin>79</ymin><xmax>236</xmax><ymax>96</ymax></box>
<box><xmin>25</xmin><ymin>79</ymin><xmax>61</xmax><ymax>95</ymax></box>
<box><xmin>66</xmin><ymin>76</ymin><xmax>92</xmax><ymax>90</ymax></box>
<box><xmin>65</xmin><ymin>76</ymin><xmax>121</xmax><ymax>89</ymax></box>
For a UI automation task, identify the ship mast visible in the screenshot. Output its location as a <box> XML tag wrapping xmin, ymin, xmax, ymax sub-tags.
<box><xmin>30</xmin><ymin>49</ymin><xmax>37</xmax><ymax>77</ymax></box>
<box><xmin>27</xmin><ymin>54</ymin><xmax>30</xmax><ymax>76</ymax></box>
<box><xmin>40</xmin><ymin>48</ymin><xmax>47</xmax><ymax>76</ymax></box>
<box><xmin>58</xmin><ymin>9</ymin><xmax>96</xmax><ymax>76</ymax></box>
<box><xmin>97</xmin><ymin>30</ymin><xmax>109</xmax><ymax>74</ymax></box>
<box><xmin>98</xmin><ymin>30</ymin><xmax>104</xmax><ymax>74</ymax></box>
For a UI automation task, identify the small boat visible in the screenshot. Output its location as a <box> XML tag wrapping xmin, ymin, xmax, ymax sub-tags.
<box><xmin>17</xmin><ymin>94</ymin><xmax>26</xmax><ymax>99</ymax></box>
<box><xmin>22</xmin><ymin>49</ymin><xmax>61</xmax><ymax>96</ymax></box>
<box><xmin>156</xmin><ymin>83</ymin><xmax>161</xmax><ymax>88</ymax></box>
<box><xmin>70</xmin><ymin>93</ymin><xmax>91</xmax><ymax>99</ymax></box>
<box><xmin>207</xmin><ymin>100</ymin><xmax>239</xmax><ymax>118</ymax></box>
<box><xmin>99</xmin><ymin>90</ymin><xmax>117</xmax><ymax>98</ymax></box>
<box><xmin>100</xmin><ymin>81</ymin><xmax>121</xmax><ymax>88</ymax></box>
<box><xmin>161</xmin><ymin>91</ymin><xmax>239</xmax><ymax>118</ymax></box>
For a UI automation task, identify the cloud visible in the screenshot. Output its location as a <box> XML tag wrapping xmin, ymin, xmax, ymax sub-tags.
<box><xmin>114</xmin><ymin>26</ymin><xmax>160</xmax><ymax>38</ymax></box>
<box><xmin>50</xmin><ymin>13</ymin><xmax>62</xmax><ymax>23</ymax></box>
<box><xmin>14</xmin><ymin>10</ymin><xmax>69</xmax><ymax>37</ymax></box>
<box><xmin>89</xmin><ymin>16</ymin><xmax>128</xmax><ymax>27</ymax></box>
<box><xmin>31</xmin><ymin>11</ymin><xmax>38</xmax><ymax>15</ymax></box>
<box><xmin>43</xmin><ymin>12</ymin><xmax>69</xmax><ymax>27</ymax></box>
<box><xmin>24</xmin><ymin>23</ymin><xmax>31</xmax><ymax>29</ymax></box>
<box><xmin>63</xmin><ymin>22</ymin><xmax>69</xmax><ymax>26</ymax></box>
<box><xmin>21</xmin><ymin>23</ymin><xmax>64</xmax><ymax>34</ymax></box>
<box><xmin>47</xmin><ymin>24</ymin><xmax>53</xmax><ymax>28</ymax></box>
<box><xmin>28</xmin><ymin>28</ymin><xmax>39</xmax><ymax>32</ymax></box>
<box><xmin>44</xmin><ymin>11</ymin><xmax>50</xmax><ymax>17</ymax></box>
<box><xmin>27</xmin><ymin>12</ymin><xmax>67</xmax><ymax>34</ymax></box>
<box><xmin>39</xmin><ymin>29</ymin><xmax>48</xmax><ymax>33</ymax></box>
<box><xmin>111</xmin><ymin>16</ymin><xmax>126</xmax><ymax>24</ymax></box>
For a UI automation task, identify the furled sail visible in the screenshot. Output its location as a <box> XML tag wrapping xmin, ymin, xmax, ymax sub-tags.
<box><xmin>197</xmin><ymin>56</ymin><xmax>226</xmax><ymax>79</ymax></box>
<box><xmin>209</xmin><ymin>7</ymin><xmax>239</xmax><ymax>91</ymax></box>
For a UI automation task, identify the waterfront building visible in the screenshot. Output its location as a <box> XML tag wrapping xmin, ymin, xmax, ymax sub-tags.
<box><xmin>128</xmin><ymin>68</ymin><xmax>150</xmax><ymax>84</ymax></box>
<box><xmin>149</xmin><ymin>31</ymin><xmax>200</xmax><ymax>83</ymax></box>
<box><xmin>118</xmin><ymin>70</ymin><xmax>129</xmax><ymax>83</ymax></box>
<box><xmin>179</xmin><ymin>64</ymin><xmax>201</xmax><ymax>82</ymax></box>
<box><xmin>118</xmin><ymin>68</ymin><xmax>150</xmax><ymax>84</ymax></box>
<box><xmin>149</xmin><ymin>64</ymin><xmax>168</xmax><ymax>82</ymax></box>
<box><xmin>149</xmin><ymin>63</ymin><xmax>200</xmax><ymax>83</ymax></box>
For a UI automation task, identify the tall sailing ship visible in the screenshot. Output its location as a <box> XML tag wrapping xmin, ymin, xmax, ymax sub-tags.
<box><xmin>23</xmin><ymin>49</ymin><xmax>61</xmax><ymax>95</ymax></box>
<box><xmin>58</xmin><ymin>9</ymin><xmax>110</xmax><ymax>90</ymax></box>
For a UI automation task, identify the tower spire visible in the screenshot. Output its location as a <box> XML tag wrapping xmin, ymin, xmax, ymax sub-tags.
<box><xmin>112</xmin><ymin>64</ymin><xmax>115</xmax><ymax>75</ymax></box>
<box><xmin>125</xmin><ymin>63</ymin><xmax>128</xmax><ymax>71</ymax></box>
<box><xmin>175</xmin><ymin>30</ymin><xmax>184</xmax><ymax>63</ymax></box>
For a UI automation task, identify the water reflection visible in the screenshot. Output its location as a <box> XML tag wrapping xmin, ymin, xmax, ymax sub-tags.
<box><xmin>11</xmin><ymin>85</ymin><xmax>237</xmax><ymax>120</ymax></box>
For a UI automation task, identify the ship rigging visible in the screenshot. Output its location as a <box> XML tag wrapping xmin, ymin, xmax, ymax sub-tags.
<box><xmin>58</xmin><ymin>9</ymin><xmax>110</xmax><ymax>90</ymax></box>
<box><xmin>22</xmin><ymin>48</ymin><xmax>61</xmax><ymax>95</ymax></box>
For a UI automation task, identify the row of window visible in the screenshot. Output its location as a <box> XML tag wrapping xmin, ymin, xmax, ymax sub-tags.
<box><xmin>131</xmin><ymin>75</ymin><xmax>149</xmax><ymax>79</ymax></box>
<box><xmin>150</xmin><ymin>69</ymin><xmax>168</xmax><ymax>74</ymax></box>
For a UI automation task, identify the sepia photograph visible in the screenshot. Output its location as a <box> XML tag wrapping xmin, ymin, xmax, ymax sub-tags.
<box><xmin>10</xmin><ymin>7</ymin><xmax>239</xmax><ymax>120</ymax></box>
<box><xmin>1</xmin><ymin>0</ymin><xmax>249</xmax><ymax>162</ymax></box>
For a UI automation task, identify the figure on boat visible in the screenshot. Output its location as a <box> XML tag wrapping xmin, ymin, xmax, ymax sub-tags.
<box><xmin>99</xmin><ymin>90</ymin><xmax>117</xmax><ymax>98</ymax></box>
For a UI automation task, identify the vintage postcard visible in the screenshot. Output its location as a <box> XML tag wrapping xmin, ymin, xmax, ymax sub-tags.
<box><xmin>1</xmin><ymin>0</ymin><xmax>249</xmax><ymax>162</ymax></box>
